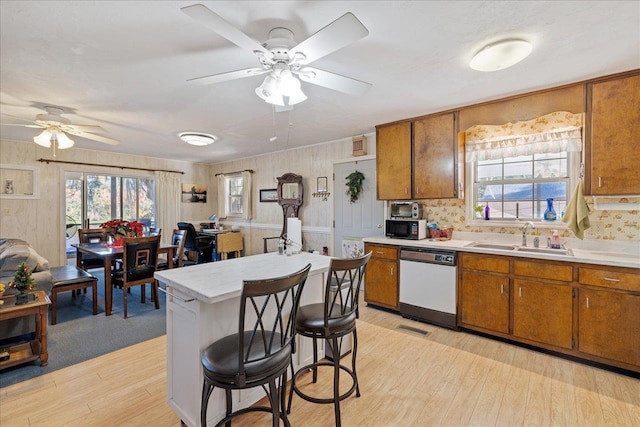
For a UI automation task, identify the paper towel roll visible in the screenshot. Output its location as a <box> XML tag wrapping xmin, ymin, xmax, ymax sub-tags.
<box><xmin>287</xmin><ymin>217</ymin><xmax>302</xmax><ymax>251</ymax></box>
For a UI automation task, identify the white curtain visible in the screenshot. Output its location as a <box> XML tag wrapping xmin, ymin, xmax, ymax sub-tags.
<box><xmin>217</xmin><ymin>174</ymin><xmax>226</xmax><ymax>219</ymax></box>
<box><xmin>465</xmin><ymin>111</ymin><xmax>583</xmax><ymax>162</ymax></box>
<box><xmin>155</xmin><ymin>171</ymin><xmax>181</xmax><ymax>243</ymax></box>
<box><xmin>241</xmin><ymin>170</ymin><xmax>252</xmax><ymax>220</ymax></box>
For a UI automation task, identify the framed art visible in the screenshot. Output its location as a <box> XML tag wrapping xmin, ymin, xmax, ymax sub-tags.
<box><xmin>260</xmin><ymin>188</ymin><xmax>278</xmax><ymax>202</ymax></box>
<box><xmin>317</xmin><ymin>176</ymin><xmax>328</xmax><ymax>193</ymax></box>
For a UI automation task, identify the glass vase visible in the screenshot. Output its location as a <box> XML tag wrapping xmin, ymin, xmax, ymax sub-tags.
<box><xmin>543</xmin><ymin>198</ymin><xmax>557</xmax><ymax>221</ymax></box>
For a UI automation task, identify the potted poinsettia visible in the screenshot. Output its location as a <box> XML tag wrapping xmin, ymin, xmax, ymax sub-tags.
<box><xmin>9</xmin><ymin>262</ymin><xmax>37</xmax><ymax>305</ymax></box>
<box><xmin>99</xmin><ymin>219</ymin><xmax>144</xmax><ymax>246</ymax></box>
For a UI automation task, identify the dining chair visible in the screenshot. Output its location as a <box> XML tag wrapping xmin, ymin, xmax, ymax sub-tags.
<box><xmin>111</xmin><ymin>235</ymin><xmax>161</xmax><ymax>318</ymax></box>
<box><xmin>200</xmin><ymin>264</ymin><xmax>311</xmax><ymax>427</ymax></box>
<box><xmin>77</xmin><ymin>228</ymin><xmax>108</xmax><ymax>270</ymax></box>
<box><xmin>287</xmin><ymin>252</ymin><xmax>372</xmax><ymax>427</ymax></box>
<box><xmin>158</xmin><ymin>229</ymin><xmax>187</xmax><ymax>269</ymax></box>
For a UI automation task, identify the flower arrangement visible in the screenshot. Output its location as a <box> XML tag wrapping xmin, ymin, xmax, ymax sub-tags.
<box><xmin>99</xmin><ymin>219</ymin><xmax>144</xmax><ymax>245</ymax></box>
<box><xmin>9</xmin><ymin>262</ymin><xmax>37</xmax><ymax>294</ymax></box>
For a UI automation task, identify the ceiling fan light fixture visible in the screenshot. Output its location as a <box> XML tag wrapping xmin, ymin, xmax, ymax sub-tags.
<box><xmin>470</xmin><ymin>39</ymin><xmax>532</xmax><ymax>72</ymax></box>
<box><xmin>55</xmin><ymin>130</ymin><xmax>75</xmax><ymax>149</ymax></box>
<box><xmin>179</xmin><ymin>132</ymin><xmax>217</xmax><ymax>146</ymax></box>
<box><xmin>277</xmin><ymin>69</ymin><xmax>300</xmax><ymax>96</ymax></box>
<box><xmin>33</xmin><ymin>129</ymin><xmax>53</xmax><ymax>147</ymax></box>
<box><xmin>287</xmin><ymin>86</ymin><xmax>307</xmax><ymax>106</ymax></box>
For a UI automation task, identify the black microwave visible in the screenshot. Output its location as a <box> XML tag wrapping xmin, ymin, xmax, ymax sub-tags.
<box><xmin>385</xmin><ymin>219</ymin><xmax>427</xmax><ymax>240</ymax></box>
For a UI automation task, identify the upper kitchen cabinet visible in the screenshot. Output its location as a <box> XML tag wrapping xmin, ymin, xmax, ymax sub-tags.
<box><xmin>376</xmin><ymin>121</ymin><xmax>412</xmax><ymax>200</ymax></box>
<box><xmin>587</xmin><ymin>72</ymin><xmax>640</xmax><ymax>195</ymax></box>
<box><xmin>413</xmin><ymin>112</ymin><xmax>457</xmax><ymax>199</ymax></box>
<box><xmin>376</xmin><ymin>112</ymin><xmax>458</xmax><ymax>200</ymax></box>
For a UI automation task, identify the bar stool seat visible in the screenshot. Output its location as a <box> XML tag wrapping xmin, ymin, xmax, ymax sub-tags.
<box><xmin>50</xmin><ymin>265</ymin><xmax>98</xmax><ymax>325</ymax></box>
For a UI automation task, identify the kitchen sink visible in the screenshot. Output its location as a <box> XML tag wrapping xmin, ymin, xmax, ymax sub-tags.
<box><xmin>466</xmin><ymin>242</ymin><xmax>517</xmax><ymax>251</ymax></box>
<box><xmin>516</xmin><ymin>247</ymin><xmax>574</xmax><ymax>256</ymax></box>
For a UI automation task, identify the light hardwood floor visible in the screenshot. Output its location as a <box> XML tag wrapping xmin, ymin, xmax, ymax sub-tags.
<box><xmin>1</xmin><ymin>303</ymin><xmax>638</xmax><ymax>427</ymax></box>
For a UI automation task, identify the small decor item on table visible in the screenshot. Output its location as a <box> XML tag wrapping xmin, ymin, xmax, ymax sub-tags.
<box><xmin>100</xmin><ymin>219</ymin><xmax>144</xmax><ymax>246</ymax></box>
<box><xmin>9</xmin><ymin>262</ymin><xmax>37</xmax><ymax>305</ymax></box>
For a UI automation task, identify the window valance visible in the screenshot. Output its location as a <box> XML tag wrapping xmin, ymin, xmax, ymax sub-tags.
<box><xmin>465</xmin><ymin>111</ymin><xmax>583</xmax><ymax>162</ymax></box>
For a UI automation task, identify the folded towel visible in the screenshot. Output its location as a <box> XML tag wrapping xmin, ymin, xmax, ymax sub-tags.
<box><xmin>563</xmin><ymin>180</ymin><xmax>590</xmax><ymax>239</ymax></box>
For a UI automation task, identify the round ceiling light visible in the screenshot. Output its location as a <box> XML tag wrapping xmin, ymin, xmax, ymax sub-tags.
<box><xmin>470</xmin><ymin>39</ymin><xmax>532</xmax><ymax>72</ymax></box>
<box><xmin>179</xmin><ymin>132</ymin><xmax>217</xmax><ymax>146</ymax></box>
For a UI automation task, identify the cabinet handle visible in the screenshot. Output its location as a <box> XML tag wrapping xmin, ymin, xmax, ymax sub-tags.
<box><xmin>416</xmin><ymin>186</ymin><xmax>419</xmax><ymax>194</ymax></box>
<box><xmin>405</xmin><ymin>187</ymin><xmax>408</xmax><ymax>195</ymax></box>
<box><xmin>519</xmin><ymin>287</ymin><xmax>522</xmax><ymax>297</ymax></box>
<box><xmin>500</xmin><ymin>284</ymin><xmax>504</xmax><ymax>294</ymax></box>
<box><xmin>603</xmin><ymin>277</ymin><xmax>620</xmax><ymax>282</ymax></box>
<box><xmin>158</xmin><ymin>287</ymin><xmax>196</xmax><ymax>303</ymax></box>
<box><xmin>586</xmin><ymin>297</ymin><xmax>590</xmax><ymax>309</ymax></box>
<box><xmin>376</xmin><ymin>251</ymin><xmax>384</xmax><ymax>255</ymax></box>
<box><xmin>390</xmin><ymin>267</ymin><xmax>394</xmax><ymax>275</ymax></box>
<box><xmin>598</xmin><ymin>177</ymin><xmax>602</xmax><ymax>188</ymax></box>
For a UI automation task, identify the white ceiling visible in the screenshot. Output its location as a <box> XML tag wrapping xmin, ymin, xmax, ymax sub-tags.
<box><xmin>1</xmin><ymin>1</ymin><xmax>639</xmax><ymax>163</ymax></box>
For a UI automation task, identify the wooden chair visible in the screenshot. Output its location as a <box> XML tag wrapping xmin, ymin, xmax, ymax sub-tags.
<box><xmin>77</xmin><ymin>228</ymin><xmax>108</xmax><ymax>270</ymax></box>
<box><xmin>158</xmin><ymin>229</ymin><xmax>187</xmax><ymax>269</ymax></box>
<box><xmin>287</xmin><ymin>252</ymin><xmax>372</xmax><ymax>427</ymax></box>
<box><xmin>200</xmin><ymin>264</ymin><xmax>311</xmax><ymax>427</ymax></box>
<box><xmin>111</xmin><ymin>235</ymin><xmax>161</xmax><ymax>319</ymax></box>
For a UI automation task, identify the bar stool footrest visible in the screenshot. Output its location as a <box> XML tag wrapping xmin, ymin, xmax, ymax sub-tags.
<box><xmin>290</xmin><ymin>361</ymin><xmax>358</xmax><ymax>405</ymax></box>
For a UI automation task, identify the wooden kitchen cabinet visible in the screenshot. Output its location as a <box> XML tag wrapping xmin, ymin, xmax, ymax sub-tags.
<box><xmin>588</xmin><ymin>72</ymin><xmax>640</xmax><ymax>195</ymax></box>
<box><xmin>413</xmin><ymin>112</ymin><xmax>457</xmax><ymax>199</ymax></box>
<box><xmin>364</xmin><ymin>243</ymin><xmax>399</xmax><ymax>310</ymax></box>
<box><xmin>375</xmin><ymin>112</ymin><xmax>458</xmax><ymax>200</ymax></box>
<box><xmin>376</xmin><ymin>122</ymin><xmax>412</xmax><ymax>200</ymax></box>
<box><xmin>577</xmin><ymin>266</ymin><xmax>640</xmax><ymax>369</ymax></box>
<box><xmin>458</xmin><ymin>253</ymin><xmax>510</xmax><ymax>334</ymax></box>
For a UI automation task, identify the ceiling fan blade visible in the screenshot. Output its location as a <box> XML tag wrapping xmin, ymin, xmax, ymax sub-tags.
<box><xmin>297</xmin><ymin>67</ymin><xmax>372</xmax><ymax>96</ymax></box>
<box><xmin>66</xmin><ymin>129</ymin><xmax>120</xmax><ymax>145</ymax></box>
<box><xmin>181</xmin><ymin>4</ymin><xmax>273</xmax><ymax>60</ymax></box>
<box><xmin>62</xmin><ymin>124</ymin><xmax>105</xmax><ymax>132</ymax></box>
<box><xmin>0</xmin><ymin>123</ymin><xmax>42</xmax><ymax>128</ymax></box>
<box><xmin>187</xmin><ymin>67</ymin><xmax>268</xmax><ymax>85</ymax></box>
<box><xmin>289</xmin><ymin>13</ymin><xmax>368</xmax><ymax>65</ymax></box>
<box><xmin>0</xmin><ymin>112</ymin><xmax>40</xmax><ymax>125</ymax></box>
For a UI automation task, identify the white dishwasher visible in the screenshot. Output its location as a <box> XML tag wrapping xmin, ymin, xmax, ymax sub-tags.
<box><xmin>399</xmin><ymin>247</ymin><xmax>458</xmax><ymax>330</ymax></box>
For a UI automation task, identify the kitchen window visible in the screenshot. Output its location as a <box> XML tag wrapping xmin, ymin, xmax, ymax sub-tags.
<box><xmin>464</xmin><ymin>111</ymin><xmax>583</xmax><ymax>223</ymax></box>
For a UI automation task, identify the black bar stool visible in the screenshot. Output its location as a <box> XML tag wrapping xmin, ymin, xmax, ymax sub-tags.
<box><xmin>287</xmin><ymin>252</ymin><xmax>371</xmax><ymax>426</ymax></box>
<box><xmin>200</xmin><ymin>264</ymin><xmax>311</xmax><ymax>427</ymax></box>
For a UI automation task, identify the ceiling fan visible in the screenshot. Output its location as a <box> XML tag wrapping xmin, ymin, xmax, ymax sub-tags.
<box><xmin>1</xmin><ymin>106</ymin><xmax>120</xmax><ymax>149</ymax></box>
<box><xmin>181</xmin><ymin>4</ymin><xmax>372</xmax><ymax>107</ymax></box>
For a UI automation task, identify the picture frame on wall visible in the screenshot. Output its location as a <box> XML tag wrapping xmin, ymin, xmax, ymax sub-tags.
<box><xmin>260</xmin><ymin>188</ymin><xmax>278</xmax><ymax>202</ymax></box>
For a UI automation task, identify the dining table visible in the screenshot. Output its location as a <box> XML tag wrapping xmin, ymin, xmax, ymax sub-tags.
<box><xmin>73</xmin><ymin>242</ymin><xmax>178</xmax><ymax>316</ymax></box>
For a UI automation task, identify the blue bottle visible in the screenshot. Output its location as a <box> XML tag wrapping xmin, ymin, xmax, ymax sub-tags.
<box><xmin>544</xmin><ymin>198</ymin><xmax>557</xmax><ymax>221</ymax></box>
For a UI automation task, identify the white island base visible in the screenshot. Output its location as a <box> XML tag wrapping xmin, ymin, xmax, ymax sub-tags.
<box><xmin>155</xmin><ymin>252</ymin><xmax>331</xmax><ymax>427</ymax></box>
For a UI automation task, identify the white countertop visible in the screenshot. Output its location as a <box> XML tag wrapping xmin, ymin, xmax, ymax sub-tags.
<box><xmin>363</xmin><ymin>232</ymin><xmax>640</xmax><ymax>269</ymax></box>
<box><xmin>155</xmin><ymin>252</ymin><xmax>332</xmax><ymax>304</ymax></box>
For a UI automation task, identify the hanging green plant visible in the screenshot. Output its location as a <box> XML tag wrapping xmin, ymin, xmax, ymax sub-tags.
<box><xmin>345</xmin><ymin>170</ymin><xmax>365</xmax><ymax>203</ymax></box>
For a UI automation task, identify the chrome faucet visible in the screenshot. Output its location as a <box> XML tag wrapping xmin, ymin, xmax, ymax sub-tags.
<box><xmin>521</xmin><ymin>222</ymin><xmax>535</xmax><ymax>246</ymax></box>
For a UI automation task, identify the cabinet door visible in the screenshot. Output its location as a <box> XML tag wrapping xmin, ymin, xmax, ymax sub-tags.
<box><xmin>578</xmin><ymin>288</ymin><xmax>640</xmax><ymax>367</ymax></box>
<box><xmin>513</xmin><ymin>279</ymin><xmax>573</xmax><ymax>349</ymax></box>
<box><xmin>590</xmin><ymin>73</ymin><xmax>640</xmax><ymax>195</ymax></box>
<box><xmin>413</xmin><ymin>113</ymin><xmax>456</xmax><ymax>199</ymax></box>
<box><xmin>364</xmin><ymin>257</ymin><xmax>398</xmax><ymax>309</ymax></box>
<box><xmin>376</xmin><ymin>122</ymin><xmax>412</xmax><ymax>200</ymax></box>
<box><xmin>459</xmin><ymin>271</ymin><xmax>509</xmax><ymax>334</ymax></box>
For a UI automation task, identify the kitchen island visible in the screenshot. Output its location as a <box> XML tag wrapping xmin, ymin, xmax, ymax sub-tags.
<box><xmin>155</xmin><ymin>252</ymin><xmax>332</xmax><ymax>427</ymax></box>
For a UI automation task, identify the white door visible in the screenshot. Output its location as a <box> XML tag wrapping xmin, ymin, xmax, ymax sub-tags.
<box><xmin>333</xmin><ymin>159</ymin><xmax>384</xmax><ymax>257</ymax></box>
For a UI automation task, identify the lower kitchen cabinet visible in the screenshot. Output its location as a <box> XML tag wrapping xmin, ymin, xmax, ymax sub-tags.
<box><xmin>459</xmin><ymin>271</ymin><xmax>509</xmax><ymax>334</ymax></box>
<box><xmin>512</xmin><ymin>279</ymin><xmax>573</xmax><ymax>349</ymax></box>
<box><xmin>364</xmin><ymin>243</ymin><xmax>399</xmax><ymax>310</ymax></box>
<box><xmin>458</xmin><ymin>253</ymin><xmax>639</xmax><ymax>373</ymax></box>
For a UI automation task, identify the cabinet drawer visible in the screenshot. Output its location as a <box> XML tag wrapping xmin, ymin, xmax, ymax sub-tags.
<box><xmin>513</xmin><ymin>260</ymin><xmax>573</xmax><ymax>282</ymax></box>
<box><xmin>365</xmin><ymin>244</ymin><xmax>398</xmax><ymax>261</ymax></box>
<box><xmin>579</xmin><ymin>267</ymin><xmax>640</xmax><ymax>292</ymax></box>
<box><xmin>460</xmin><ymin>253</ymin><xmax>509</xmax><ymax>274</ymax></box>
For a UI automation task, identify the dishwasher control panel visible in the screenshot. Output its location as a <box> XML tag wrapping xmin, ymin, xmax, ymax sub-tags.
<box><xmin>399</xmin><ymin>248</ymin><xmax>457</xmax><ymax>266</ymax></box>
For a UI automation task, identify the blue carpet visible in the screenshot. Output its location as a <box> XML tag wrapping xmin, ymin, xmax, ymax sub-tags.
<box><xmin>0</xmin><ymin>271</ymin><xmax>166</xmax><ymax>388</ymax></box>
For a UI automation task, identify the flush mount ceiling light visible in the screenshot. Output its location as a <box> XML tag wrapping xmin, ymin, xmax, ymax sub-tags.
<box><xmin>33</xmin><ymin>126</ymin><xmax>75</xmax><ymax>149</ymax></box>
<box><xmin>470</xmin><ymin>39</ymin><xmax>532</xmax><ymax>72</ymax></box>
<box><xmin>179</xmin><ymin>132</ymin><xmax>217</xmax><ymax>146</ymax></box>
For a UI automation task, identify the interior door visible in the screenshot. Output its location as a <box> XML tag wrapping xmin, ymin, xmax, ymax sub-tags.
<box><xmin>333</xmin><ymin>159</ymin><xmax>384</xmax><ymax>257</ymax></box>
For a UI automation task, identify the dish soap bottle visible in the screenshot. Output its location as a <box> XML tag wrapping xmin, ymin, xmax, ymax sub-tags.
<box><xmin>550</xmin><ymin>230</ymin><xmax>561</xmax><ymax>249</ymax></box>
<box><xmin>484</xmin><ymin>203</ymin><xmax>490</xmax><ymax>220</ymax></box>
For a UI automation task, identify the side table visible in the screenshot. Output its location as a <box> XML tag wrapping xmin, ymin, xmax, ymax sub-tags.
<box><xmin>0</xmin><ymin>290</ymin><xmax>51</xmax><ymax>370</ymax></box>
